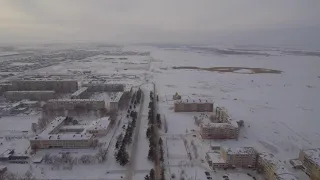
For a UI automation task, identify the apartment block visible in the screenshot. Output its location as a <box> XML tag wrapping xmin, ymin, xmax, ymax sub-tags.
<box><xmin>298</xmin><ymin>148</ymin><xmax>320</xmax><ymax>180</ymax></box>
<box><xmin>45</xmin><ymin>99</ymin><xmax>106</xmax><ymax>111</ymax></box>
<box><xmin>4</xmin><ymin>91</ymin><xmax>55</xmax><ymax>101</ymax></box>
<box><xmin>174</xmin><ymin>99</ymin><xmax>213</xmax><ymax>112</ymax></box>
<box><xmin>258</xmin><ymin>153</ymin><xmax>298</xmax><ymax>180</ymax></box>
<box><xmin>11</xmin><ymin>79</ymin><xmax>78</xmax><ymax>93</ymax></box>
<box><xmin>221</xmin><ymin>147</ymin><xmax>257</xmax><ymax>168</ymax></box>
<box><xmin>200</xmin><ymin>106</ymin><xmax>239</xmax><ymax>139</ymax></box>
<box><xmin>200</xmin><ymin>123</ymin><xmax>239</xmax><ymax>139</ymax></box>
<box><xmin>82</xmin><ymin>82</ymin><xmax>124</xmax><ymax>92</ymax></box>
<box><xmin>30</xmin><ymin>117</ymin><xmax>94</xmax><ymax>149</ymax></box>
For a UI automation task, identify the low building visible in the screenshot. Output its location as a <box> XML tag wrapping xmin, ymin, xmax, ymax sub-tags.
<box><xmin>298</xmin><ymin>148</ymin><xmax>320</xmax><ymax>180</ymax></box>
<box><xmin>258</xmin><ymin>153</ymin><xmax>298</xmax><ymax>180</ymax></box>
<box><xmin>85</xmin><ymin>117</ymin><xmax>111</xmax><ymax>135</ymax></box>
<box><xmin>221</xmin><ymin>147</ymin><xmax>257</xmax><ymax>168</ymax></box>
<box><xmin>174</xmin><ymin>99</ymin><xmax>213</xmax><ymax>112</ymax></box>
<box><xmin>4</xmin><ymin>90</ymin><xmax>55</xmax><ymax>101</ymax></box>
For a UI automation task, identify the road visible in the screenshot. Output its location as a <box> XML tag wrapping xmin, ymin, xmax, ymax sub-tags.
<box><xmin>125</xmin><ymin>86</ymin><xmax>147</xmax><ymax>180</ymax></box>
<box><xmin>152</xmin><ymin>82</ymin><xmax>161</xmax><ymax>180</ymax></box>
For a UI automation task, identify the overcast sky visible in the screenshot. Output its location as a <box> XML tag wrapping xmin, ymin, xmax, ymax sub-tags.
<box><xmin>1</xmin><ymin>0</ymin><xmax>320</xmax><ymax>46</ymax></box>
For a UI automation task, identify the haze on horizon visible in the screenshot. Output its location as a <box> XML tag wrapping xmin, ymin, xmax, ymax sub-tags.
<box><xmin>1</xmin><ymin>0</ymin><xmax>320</xmax><ymax>48</ymax></box>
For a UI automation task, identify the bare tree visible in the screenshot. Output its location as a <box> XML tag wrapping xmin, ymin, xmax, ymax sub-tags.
<box><xmin>20</xmin><ymin>170</ymin><xmax>35</xmax><ymax>180</ymax></box>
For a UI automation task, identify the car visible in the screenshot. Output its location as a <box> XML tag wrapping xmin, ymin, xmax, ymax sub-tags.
<box><xmin>222</xmin><ymin>175</ymin><xmax>228</xmax><ymax>178</ymax></box>
<box><xmin>252</xmin><ymin>177</ymin><xmax>257</xmax><ymax>180</ymax></box>
<box><xmin>247</xmin><ymin>173</ymin><xmax>252</xmax><ymax>177</ymax></box>
<box><xmin>204</xmin><ymin>172</ymin><xmax>210</xmax><ymax>176</ymax></box>
<box><xmin>206</xmin><ymin>177</ymin><xmax>212</xmax><ymax>180</ymax></box>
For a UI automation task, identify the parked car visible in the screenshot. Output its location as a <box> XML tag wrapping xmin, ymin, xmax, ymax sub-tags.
<box><xmin>204</xmin><ymin>172</ymin><xmax>210</xmax><ymax>176</ymax></box>
<box><xmin>206</xmin><ymin>177</ymin><xmax>212</xmax><ymax>180</ymax></box>
<box><xmin>222</xmin><ymin>175</ymin><xmax>228</xmax><ymax>178</ymax></box>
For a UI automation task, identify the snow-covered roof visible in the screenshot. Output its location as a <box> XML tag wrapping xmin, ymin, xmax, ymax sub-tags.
<box><xmin>207</xmin><ymin>152</ymin><xmax>226</xmax><ymax>164</ymax></box>
<box><xmin>175</xmin><ymin>98</ymin><xmax>213</xmax><ymax>104</ymax></box>
<box><xmin>86</xmin><ymin>117</ymin><xmax>111</xmax><ymax>131</ymax></box>
<box><xmin>259</xmin><ymin>153</ymin><xmax>295</xmax><ymax>177</ymax></box>
<box><xmin>202</xmin><ymin>122</ymin><xmax>238</xmax><ymax>129</ymax></box>
<box><xmin>302</xmin><ymin>148</ymin><xmax>320</xmax><ymax>166</ymax></box>
<box><xmin>71</xmin><ymin>87</ymin><xmax>88</xmax><ymax>97</ymax></box>
<box><xmin>223</xmin><ymin>147</ymin><xmax>256</xmax><ymax>155</ymax></box>
<box><xmin>41</xmin><ymin>117</ymin><xmax>66</xmax><ymax>135</ymax></box>
<box><xmin>5</xmin><ymin>90</ymin><xmax>55</xmax><ymax>93</ymax></box>
<box><xmin>124</xmin><ymin>84</ymin><xmax>133</xmax><ymax>92</ymax></box>
<box><xmin>31</xmin><ymin>133</ymin><xmax>93</xmax><ymax>141</ymax></box>
<box><xmin>48</xmin><ymin>99</ymin><xmax>104</xmax><ymax>102</ymax></box>
<box><xmin>14</xmin><ymin>78</ymin><xmax>76</xmax><ymax>82</ymax></box>
<box><xmin>110</xmin><ymin>92</ymin><xmax>123</xmax><ymax>102</ymax></box>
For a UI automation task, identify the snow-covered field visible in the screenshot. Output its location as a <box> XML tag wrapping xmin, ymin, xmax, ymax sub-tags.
<box><xmin>0</xmin><ymin>44</ymin><xmax>319</xmax><ymax>179</ymax></box>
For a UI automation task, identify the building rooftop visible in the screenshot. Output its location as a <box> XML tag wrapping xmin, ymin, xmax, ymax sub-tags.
<box><xmin>259</xmin><ymin>153</ymin><xmax>295</xmax><ymax>176</ymax></box>
<box><xmin>110</xmin><ymin>92</ymin><xmax>123</xmax><ymax>102</ymax></box>
<box><xmin>207</xmin><ymin>152</ymin><xmax>226</xmax><ymax>164</ymax></box>
<box><xmin>302</xmin><ymin>148</ymin><xmax>320</xmax><ymax>166</ymax></box>
<box><xmin>224</xmin><ymin>147</ymin><xmax>256</xmax><ymax>155</ymax></box>
<box><xmin>71</xmin><ymin>87</ymin><xmax>88</xmax><ymax>97</ymax></box>
<box><xmin>38</xmin><ymin>117</ymin><xmax>66</xmax><ymax>135</ymax></box>
<box><xmin>202</xmin><ymin>122</ymin><xmax>238</xmax><ymax>129</ymax></box>
<box><xmin>31</xmin><ymin>133</ymin><xmax>93</xmax><ymax>141</ymax></box>
<box><xmin>5</xmin><ymin>90</ymin><xmax>55</xmax><ymax>93</ymax></box>
<box><xmin>13</xmin><ymin>78</ymin><xmax>76</xmax><ymax>82</ymax></box>
<box><xmin>86</xmin><ymin>117</ymin><xmax>111</xmax><ymax>131</ymax></box>
<box><xmin>48</xmin><ymin>99</ymin><xmax>104</xmax><ymax>102</ymax></box>
<box><xmin>175</xmin><ymin>98</ymin><xmax>213</xmax><ymax>104</ymax></box>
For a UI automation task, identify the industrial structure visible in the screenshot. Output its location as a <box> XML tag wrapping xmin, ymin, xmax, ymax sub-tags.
<box><xmin>174</xmin><ymin>99</ymin><xmax>213</xmax><ymax>112</ymax></box>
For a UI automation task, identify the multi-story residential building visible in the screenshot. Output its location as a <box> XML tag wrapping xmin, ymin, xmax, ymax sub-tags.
<box><xmin>200</xmin><ymin>122</ymin><xmax>239</xmax><ymax>139</ymax></box>
<box><xmin>298</xmin><ymin>148</ymin><xmax>320</xmax><ymax>180</ymax></box>
<box><xmin>11</xmin><ymin>79</ymin><xmax>78</xmax><ymax>93</ymax></box>
<box><xmin>4</xmin><ymin>91</ymin><xmax>55</xmax><ymax>101</ymax></box>
<box><xmin>174</xmin><ymin>99</ymin><xmax>213</xmax><ymax>112</ymax></box>
<box><xmin>45</xmin><ymin>99</ymin><xmax>106</xmax><ymax>111</ymax></box>
<box><xmin>200</xmin><ymin>106</ymin><xmax>239</xmax><ymax>139</ymax></box>
<box><xmin>206</xmin><ymin>146</ymin><xmax>257</xmax><ymax>169</ymax></box>
<box><xmin>82</xmin><ymin>82</ymin><xmax>124</xmax><ymax>92</ymax></box>
<box><xmin>221</xmin><ymin>147</ymin><xmax>257</xmax><ymax>168</ymax></box>
<box><xmin>258</xmin><ymin>153</ymin><xmax>298</xmax><ymax>180</ymax></box>
<box><xmin>215</xmin><ymin>107</ymin><xmax>230</xmax><ymax>122</ymax></box>
<box><xmin>29</xmin><ymin>117</ymin><xmax>95</xmax><ymax>149</ymax></box>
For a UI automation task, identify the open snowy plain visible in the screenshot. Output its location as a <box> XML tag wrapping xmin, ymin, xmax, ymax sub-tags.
<box><xmin>0</xmin><ymin>44</ymin><xmax>319</xmax><ymax>180</ymax></box>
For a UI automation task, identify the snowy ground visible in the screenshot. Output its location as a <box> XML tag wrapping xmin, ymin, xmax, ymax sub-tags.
<box><xmin>0</xmin><ymin>44</ymin><xmax>319</xmax><ymax>179</ymax></box>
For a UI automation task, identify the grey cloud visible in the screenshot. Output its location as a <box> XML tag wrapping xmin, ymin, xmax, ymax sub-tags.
<box><xmin>0</xmin><ymin>0</ymin><xmax>320</xmax><ymax>46</ymax></box>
